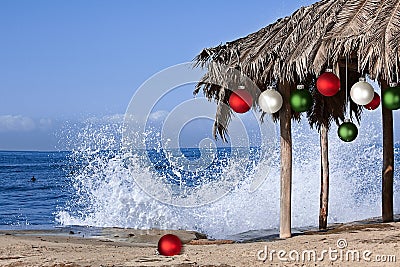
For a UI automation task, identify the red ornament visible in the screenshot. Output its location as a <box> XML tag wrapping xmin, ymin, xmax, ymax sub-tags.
<box><xmin>364</xmin><ymin>92</ymin><xmax>380</xmax><ymax>110</ymax></box>
<box><xmin>316</xmin><ymin>71</ymin><xmax>341</xmax><ymax>96</ymax></box>
<box><xmin>229</xmin><ymin>87</ymin><xmax>253</xmax><ymax>113</ymax></box>
<box><xmin>158</xmin><ymin>234</ymin><xmax>182</xmax><ymax>256</ymax></box>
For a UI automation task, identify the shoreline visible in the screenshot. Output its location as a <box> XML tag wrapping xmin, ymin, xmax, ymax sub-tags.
<box><xmin>0</xmin><ymin>216</ymin><xmax>399</xmax><ymax>266</ymax></box>
<box><xmin>1</xmin><ymin>214</ymin><xmax>398</xmax><ymax>241</ymax></box>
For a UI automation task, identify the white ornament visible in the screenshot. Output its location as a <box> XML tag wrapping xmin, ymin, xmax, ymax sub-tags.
<box><xmin>258</xmin><ymin>87</ymin><xmax>283</xmax><ymax>114</ymax></box>
<box><xmin>350</xmin><ymin>78</ymin><xmax>374</xmax><ymax>105</ymax></box>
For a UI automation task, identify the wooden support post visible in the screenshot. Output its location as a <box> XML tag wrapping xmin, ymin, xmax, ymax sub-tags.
<box><xmin>319</xmin><ymin>124</ymin><xmax>329</xmax><ymax>230</ymax></box>
<box><xmin>381</xmin><ymin>80</ymin><xmax>394</xmax><ymax>222</ymax></box>
<box><xmin>279</xmin><ymin>81</ymin><xmax>292</xmax><ymax>238</ymax></box>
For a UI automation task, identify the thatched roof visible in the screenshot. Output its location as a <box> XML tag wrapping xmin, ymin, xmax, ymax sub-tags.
<box><xmin>195</xmin><ymin>0</ymin><xmax>399</xmax><ymax>82</ymax></box>
<box><xmin>194</xmin><ymin>0</ymin><xmax>399</xmax><ymax>140</ymax></box>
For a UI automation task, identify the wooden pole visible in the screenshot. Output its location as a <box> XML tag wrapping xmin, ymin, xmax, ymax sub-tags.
<box><xmin>319</xmin><ymin>124</ymin><xmax>329</xmax><ymax>230</ymax></box>
<box><xmin>279</xmin><ymin>81</ymin><xmax>292</xmax><ymax>238</ymax></box>
<box><xmin>381</xmin><ymin>80</ymin><xmax>394</xmax><ymax>222</ymax></box>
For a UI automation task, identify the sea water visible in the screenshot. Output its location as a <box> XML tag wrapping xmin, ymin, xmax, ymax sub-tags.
<box><xmin>0</xmin><ymin>151</ymin><xmax>70</xmax><ymax>229</ymax></box>
<box><xmin>0</xmin><ymin>114</ymin><xmax>399</xmax><ymax>239</ymax></box>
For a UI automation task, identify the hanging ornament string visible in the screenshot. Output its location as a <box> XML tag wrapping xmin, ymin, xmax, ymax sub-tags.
<box><xmin>229</xmin><ymin>45</ymin><xmax>253</xmax><ymax>114</ymax></box>
<box><xmin>345</xmin><ymin>55</ymin><xmax>349</xmax><ymax>117</ymax></box>
<box><xmin>236</xmin><ymin>46</ymin><xmax>242</xmax><ymax>84</ymax></box>
<box><xmin>338</xmin><ymin>54</ymin><xmax>359</xmax><ymax>142</ymax></box>
<box><xmin>327</xmin><ymin>49</ymin><xmax>330</xmax><ymax>69</ymax></box>
<box><xmin>269</xmin><ymin>70</ymin><xmax>272</xmax><ymax>87</ymax></box>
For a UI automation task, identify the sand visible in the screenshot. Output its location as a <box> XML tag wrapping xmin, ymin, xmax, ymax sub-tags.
<box><xmin>0</xmin><ymin>220</ymin><xmax>399</xmax><ymax>267</ymax></box>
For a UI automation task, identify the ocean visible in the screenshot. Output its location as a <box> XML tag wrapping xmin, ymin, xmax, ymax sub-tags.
<box><xmin>0</xmin><ymin>151</ymin><xmax>70</xmax><ymax>229</ymax></box>
<box><xmin>0</xmin><ymin>120</ymin><xmax>399</xmax><ymax>239</ymax></box>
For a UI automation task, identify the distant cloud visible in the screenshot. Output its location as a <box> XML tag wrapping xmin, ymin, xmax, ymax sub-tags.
<box><xmin>0</xmin><ymin>115</ymin><xmax>36</xmax><ymax>132</ymax></box>
<box><xmin>0</xmin><ymin>115</ymin><xmax>54</xmax><ymax>132</ymax></box>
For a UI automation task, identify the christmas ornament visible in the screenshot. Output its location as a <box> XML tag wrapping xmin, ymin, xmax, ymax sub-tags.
<box><xmin>290</xmin><ymin>85</ymin><xmax>313</xmax><ymax>112</ymax></box>
<box><xmin>338</xmin><ymin>120</ymin><xmax>358</xmax><ymax>142</ymax></box>
<box><xmin>350</xmin><ymin>77</ymin><xmax>375</xmax><ymax>105</ymax></box>
<box><xmin>229</xmin><ymin>86</ymin><xmax>253</xmax><ymax>113</ymax></box>
<box><xmin>382</xmin><ymin>83</ymin><xmax>400</xmax><ymax>110</ymax></box>
<box><xmin>364</xmin><ymin>92</ymin><xmax>380</xmax><ymax>110</ymax></box>
<box><xmin>316</xmin><ymin>69</ymin><xmax>340</xmax><ymax>96</ymax></box>
<box><xmin>258</xmin><ymin>86</ymin><xmax>283</xmax><ymax>114</ymax></box>
<box><xmin>158</xmin><ymin>234</ymin><xmax>182</xmax><ymax>256</ymax></box>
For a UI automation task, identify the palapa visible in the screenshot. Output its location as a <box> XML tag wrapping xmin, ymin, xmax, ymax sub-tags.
<box><xmin>193</xmin><ymin>0</ymin><xmax>398</xmax><ymax>237</ymax></box>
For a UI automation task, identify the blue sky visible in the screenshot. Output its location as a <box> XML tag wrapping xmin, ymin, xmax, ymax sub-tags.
<box><xmin>0</xmin><ymin>0</ymin><xmax>398</xmax><ymax>150</ymax></box>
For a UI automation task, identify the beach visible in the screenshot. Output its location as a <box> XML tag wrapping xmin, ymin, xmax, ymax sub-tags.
<box><xmin>0</xmin><ymin>218</ymin><xmax>399</xmax><ymax>267</ymax></box>
<box><xmin>0</xmin><ymin>151</ymin><xmax>398</xmax><ymax>267</ymax></box>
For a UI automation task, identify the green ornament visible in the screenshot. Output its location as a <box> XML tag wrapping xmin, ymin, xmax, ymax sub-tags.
<box><xmin>382</xmin><ymin>85</ymin><xmax>400</xmax><ymax>110</ymax></box>
<box><xmin>290</xmin><ymin>86</ymin><xmax>313</xmax><ymax>112</ymax></box>
<box><xmin>338</xmin><ymin>121</ymin><xmax>358</xmax><ymax>142</ymax></box>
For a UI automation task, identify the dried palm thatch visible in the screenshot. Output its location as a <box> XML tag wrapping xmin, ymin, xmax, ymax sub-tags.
<box><xmin>194</xmin><ymin>0</ymin><xmax>399</xmax><ymax>139</ymax></box>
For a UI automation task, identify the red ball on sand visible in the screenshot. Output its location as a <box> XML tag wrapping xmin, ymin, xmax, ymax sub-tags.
<box><xmin>158</xmin><ymin>234</ymin><xmax>182</xmax><ymax>256</ymax></box>
<box><xmin>229</xmin><ymin>90</ymin><xmax>253</xmax><ymax>113</ymax></box>
<box><xmin>316</xmin><ymin>72</ymin><xmax>341</xmax><ymax>96</ymax></box>
<box><xmin>364</xmin><ymin>92</ymin><xmax>380</xmax><ymax>110</ymax></box>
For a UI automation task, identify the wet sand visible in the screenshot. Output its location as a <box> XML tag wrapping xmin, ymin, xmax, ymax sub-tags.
<box><xmin>0</xmin><ymin>218</ymin><xmax>399</xmax><ymax>266</ymax></box>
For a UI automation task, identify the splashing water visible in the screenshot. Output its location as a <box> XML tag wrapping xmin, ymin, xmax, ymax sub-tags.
<box><xmin>56</xmin><ymin>108</ymin><xmax>399</xmax><ymax>239</ymax></box>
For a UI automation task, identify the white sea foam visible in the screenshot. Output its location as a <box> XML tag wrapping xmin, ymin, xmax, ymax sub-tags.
<box><xmin>56</xmin><ymin>109</ymin><xmax>400</xmax><ymax>239</ymax></box>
